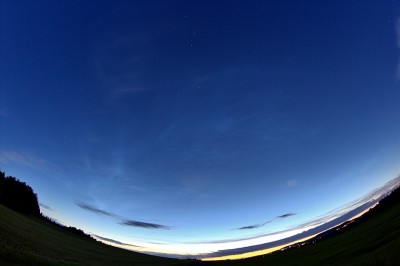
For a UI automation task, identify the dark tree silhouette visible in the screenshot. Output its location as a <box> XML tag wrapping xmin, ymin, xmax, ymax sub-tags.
<box><xmin>0</xmin><ymin>171</ymin><xmax>96</xmax><ymax>240</ymax></box>
<box><xmin>0</xmin><ymin>171</ymin><xmax>40</xmax><ymax>216</ymax></box>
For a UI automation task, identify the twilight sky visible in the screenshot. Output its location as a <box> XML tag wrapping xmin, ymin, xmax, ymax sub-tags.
<box><xmin>1</xmin><ymin>0</ymin><xmax>400</xmax><ymax>259</ymax></box>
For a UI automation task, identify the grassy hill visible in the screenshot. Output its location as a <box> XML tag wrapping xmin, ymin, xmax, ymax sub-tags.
<box><xmin>0</xmin><ymin>204</ymin><xmax>187</xmax><ymax>266</ymax></box>
<box><xmin>1</xmin><ymin>189</ymin><xmax>399</xmax><ymax>266</ymax></box>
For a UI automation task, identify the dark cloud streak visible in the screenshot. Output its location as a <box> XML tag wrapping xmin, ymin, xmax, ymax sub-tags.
<box><xmin>237</xmin><ymin>225</ymin><xmax>261</xmax><ymax>230</ymax></box>
<box><xmin>39</xmin><ymin>203</ymin><xmax>53</xmax><ymax>211</ymax></box>
<box><xmin>76</xmin><ymin>202</ymin><xmax>118</xmax><ymax>218</ymax></box>
<box><xmin>277</xmin><ymin>212</ymin><xmax>296</xmax><ymax>218</ymax></box>
<box><xmin>76</xmin><ymin>202</ymin><xmax>172</xmax><ymax>230</ymax></box>
<box><xmin>234</xmin><ymin>213</ymin><xmax>297</xmax><ymax>231</ymax></box>
<box><xmin>120</xmin><ymin>220</ymin><xmax>172</xmax><ymax>230</ymax></box>
<box><xmin>236</xmin><ymin>221</ymin><xmax>271</xmax><ymax>230</ymax></box>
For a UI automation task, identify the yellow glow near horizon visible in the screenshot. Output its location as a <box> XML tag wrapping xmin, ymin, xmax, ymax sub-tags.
<box><xmin>348</xmin><ymin>202</ymin><xmax>379</xmax><ymax>220</ymax></box>
<box><xmin>201</xmin><ymin>234</ymin><xmax>319</xmax><ymax>261</ymax></box>
<box><xmin>201</xmin><ymin>202</ymin><xmax>382</xmax><ymax>261</ymax></box>
<box><xmin>90</xmin><ymin>200</ymin><xmax>383</xmax><ymax>261</ymax></box>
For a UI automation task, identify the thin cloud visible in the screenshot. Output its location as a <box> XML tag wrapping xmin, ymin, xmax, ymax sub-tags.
<box><xmin>237</xmin><ymin>225</ymin><xmax>262</xmax><ymax>230</ymax></box>
<box><xmin>277</xmin><ymin>212</ymin><xmax>296</xmax><ymax>218</ymax></box>
<box><xmin>93</xmin><ymin>235</ymin><xmax>141</xmax><ymax>247</ymax></box>
<box><xmin>92</xmin><ymin>40</ymin><xmax>151</xmax><ymax>101</ymax></box>
<box><xmin>234</xmin><ymin>213</ymin><xmax>296</xmax><ymax>230</ymax></box>
<box><xmin>292</xmin><ymin>176</ymin><xmax>400</xmax><ymax>230</ymax></box>
<box><xmin>184</xmin><ymin>176</ymin><xmax>400</xmax><ymax>247</ymax></box>
<box><xmin>0</xmin><ymin>150</ymin><xmax>57</xmax><ymax>172</ymax></box>
<box><xmin>120</xmin><ymin>220</ymin><xmax>172</xmax><ymax>230</ymax></box>
<box><xmin>76</xmin><ymin>202</ymin><xmax>118</xmax><ymax>218</ymax></box>
<box><xmin>39</xmin><ymin>203</ymin><xmax>53</xmax><ymax>211</ymax></box>
<box><xmin>235</xmin><ymin>221</ymin><xmax>271</xmax><ymax>230</ymax></box>
<box><xmin>183</xmin><ymin>230</ymin><xmax>290</xmax><ymax>245</ymax></box>
<box><xmin>77</xmin><ymin>202</ymin><xmax>173</xmax><ymax>230</ymax></box>
<box><xmin>145</xmin><ymin>241</ymin><xmax>167</xmax><ymax>245</ymax></box>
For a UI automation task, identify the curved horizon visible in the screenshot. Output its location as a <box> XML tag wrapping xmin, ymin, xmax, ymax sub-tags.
<box><xmin>1</xmin><ymin>0</ymin><xmax>400</xmax><ymax>260</ymax></box>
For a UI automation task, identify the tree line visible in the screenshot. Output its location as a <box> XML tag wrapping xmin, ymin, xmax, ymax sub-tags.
<box><xmin>0</xmin><ymin>170</ymin><xmax>94</xmax><ymax>241</ymax></box>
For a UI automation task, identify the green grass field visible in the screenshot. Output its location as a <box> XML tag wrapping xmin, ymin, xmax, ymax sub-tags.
<box><xmin>1</xmin><ymin>199</ymin><xmax>399</xmax><ymax>266</ymax></box>
<box><xmin>0</xmin><ymin>204</ymin><xmax>187</xmax><ymax>266</ymax></box>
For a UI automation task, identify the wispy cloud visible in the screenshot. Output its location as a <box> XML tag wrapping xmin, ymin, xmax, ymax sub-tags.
<box><xmin>292</xmin><ymin>175</ymin><xmax>400</xmax><ymax>230</ymax></box>
<box><xmin>39</xmin><ymin>203</ymin><xmax>53</xmax><ymax>211</ymax></box>
<box><xmin>233</xmin><ymin>212</ymin><xmax>297</xmax><ymax>231</ymax></box>
<box><xmin>181</xmin><ymin>176</ymin><xmax>400</xmax><ymax>258</ymax></box>
<box><xmin>235</xmin><ymin>221</ymin><xmax>271</xmax><ymax>230</ymax></box>
<box><xmin>235</xmin><ymin>212</ymin><xmax>297</xmax><ymax>231</ymax></box>
<box><xmin>77</xmin><ymin>202</ymin><xmax>172</xmax><ymax>230</ymax></box>
<box><xmin>93</xmin><ymin>234</ymin><xmax>141</xmax><ymax>247</ymax></box>
<box><xmin>237</xmin><ymin>225</ymin><xmax>262</xmax><ymax>230</ymax></box>
<box><xmin>92</xmin><ymin>37</ymin><xmax>153</xmax><ymax>102</ymax></box>
<box><xmin>0</xmin><ymin>150</ymin><xmax>57</xmax><ymax>172</ymax></box>
<box><xmin>120</xmin><ymin>220</ymin><xmax>172</xmax><ymax>230</ymax></box>
<box><xmin>277</xmin><ymin>212</ymin><xmax>296</xmax><ymax>218</ymax></box>
<box><xmin>182</xmin><ymin>229</ymin><xmax>291</xmax><ymax>245</ymax></box>
<box><xmin>76</xmin><ymin>202</ymin><xmax>117</xmax><ymax>218</ymax></box>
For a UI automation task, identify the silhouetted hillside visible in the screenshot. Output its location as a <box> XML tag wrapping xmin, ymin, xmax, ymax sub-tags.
<box><xmin>364</xmin><ymin>185</ymin><xmax>400</xmax><ymax>214</ymax></box>
<box><xmin>0</xmin><ymin>170</ymin><xmax>97</xmax><ymax>242</ymax></box>
<box><xmin>0</xmin><ymin>171</ymin><xmax>40</xmax><ymax>216</ymax></box>
<box><xmin>40</xmin><ymin>213</ymin><xmax>96</xmax><ymax>241</ymax></box>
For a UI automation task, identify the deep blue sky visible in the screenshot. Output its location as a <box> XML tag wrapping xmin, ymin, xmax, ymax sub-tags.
<box><xmin>1</xmin><ymin>0</ymin><xmax>400</xmax><ymax>257</ymax></box>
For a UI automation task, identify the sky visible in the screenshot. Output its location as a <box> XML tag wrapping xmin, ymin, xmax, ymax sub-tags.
<box><xmin>1</xmin><ymin>0</ymin><xmax>400</xmax><ymax>259</ymax></box>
